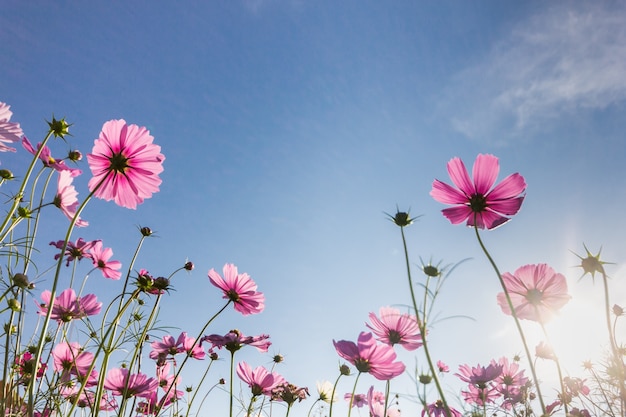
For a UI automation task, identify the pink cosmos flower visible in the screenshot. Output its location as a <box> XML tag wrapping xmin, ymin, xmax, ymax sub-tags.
<box><xmin>535</xmin><ymin>341</ymin><xmax>556</xmax><ymax>361</ymax></box>
<box><xmin>59</xmin><ymin>386</ymin><xmax>117</xmax><ymax>410</ymax></box>
<box><xmin>203</xmin><ymin>329</ymin><xmax>270</xmax><ymax>353</ymax></box>
<box><xmin>88</xmin><ymin>241</ymin><xmax>122</xmax><ymax>280</ymax></box>
<box><xmin>208</xmin><ymin>263</ymin><xmax>264</xmax><ymax>315</ymax></box>
<box><xmin>437</xmin><ymin>360</ymin><xmax>449</xmax><ymax>373</ymax></box>
<box><xmin>422</xmin><ymin>400</ymin><xmax>463</xmax><ymax>417</ymax></box>
<box><xmin>344</xmin><ymin>393</ymin><xmax>368</xmax><ymax>408</ymax></box>
<box><xmin>52</xmin><ymin>342</ymin><xmax>98</xmax><ymax>384</ymax></box>
<box><xmin>150</xmin><ymin>332</ymin><xmax>205</xmax><ymax>363</ymax></box>
<box><xmin>497</xmin><ymin>264</ymin><xmax>571</xmax><ymax>322</ymax></box>
<box><xmin>22</xmin><ymin>137</ymin><xmax>82</xmax><ymax>176</ymax></box>
<box><xmin>430</xmin><ymin>154</ymin><xmax>526</xmax><ymax>229</ymax></box>
<box><xmin>271</xmin><ymin>382</ymin><xmax>310</xmax><ymax>405</ymax></box>
<box><xmin>37</xmin><ymin>288</ymin><xmax>101</xmax><ymax>322</ymax></box>
<box><xmin>236</xmin><ymin>361</ymin><xmax>284</xmax><ymax>397</ymax></box>
<box><xmin>53</xmin><ymin>170</ymin><xmax>88</xmax><ymax>227</ymax></box>
<box><xmin>495</xmin><ymin>357</ymin><xmax>528</xmax><ymax>402</ymax></box>
<box><xmin>0</xmin><ymin>102</ymin><xmax>22</xmax><ymax>152</ymax></box>
<box><xmin>367</xmin><ymin>386</ymin><xmax>400</xmax><ymax>417</ymax></box>
<box><xmin>366</xmin><ymin>306</ymin><xmax>422</xmax><ymax>351</ymax></box>
<box><xmin>15</xmin><ymin>352</ymin><xmax>47</xmax><ymax>384</ymax></box>
<box><xmin>50</xmin><ymin>238</ymin><xmax>99</xmax><ymax>266</ymax></box>
<box><xmin>456</xmin><ymin>361</ymin><xmax>503</xmax><ymax>386</ymax></box>
<box><xmin>333</xmin><ymin>332</ymin><xmax>405</xmax><ymax>381</ymax></box>
<box><xmin>104</xmin><ymin>368</ymin><xmax>158</xmax><ymax>399</ymax></box>
<box><xmin>87</xmin><ymin>119</ymin><xmax>164</xmax><ymax>209</ymax></box>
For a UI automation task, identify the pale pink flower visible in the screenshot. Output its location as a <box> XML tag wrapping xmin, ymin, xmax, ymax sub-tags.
<box><xmin>495</xmin><ymin>357</ymin><xmax>528</xmax><ymax>403</ymax></box>
<box><xmin>456</xmin><ymin>361</ymin><xmax>503</xmax><ymax>386</ymax></box>
<box><xmin>422</xmin><ymin>400</ymin><xmax>463</xmax><ymax>417</ymax></box>
<box><xmin>535</xmin><ymin>341</ymin><xmax>556</xmax><ymax>361</ymax></box>
<box><xmin>208</xmin><ymin>263</ymin><xmax>264</xmax><ymax>315</ymax></box>
<box><xmin>50</xmin><ymin>238</ymin><xmax>99</xmax><ymax>266</ymax></box>
<box><xmin>37</xmin><ymin>288</ymin><xmax>101</xmax><ymax>322</ymax></box>
<box><xmin>59</xmin><ymin>386</ymin><xmax>117</xmax><ymax>410</ymax></box>
<box><xmin>333</xmin><ymin>332</ymin><xmax>405</xmax><ymax>381</ymax></box>
<box><xmin>52</xmin><ymin>342</ymin><xmax>97</xmax><ymax>384</ymax></box>
<box><xmin>461</xmin><ymin>383</ymin><xmax>502</xmax><ymax>406</ymax></box>
<box><xmin>497</xmin><ymin>264</ymin><xmax>571</xmax><ymax>322</ymax></box>
<box><xmin>236</xmin><ymin>361</ymin><xmax>284</xmax><ymax>397</ymax></box>
<box><xmin>22</xmin><ymin>137</ymin><xmax>81</xmax><ymax>176</ymax></box>
<box><xmin>0</xmin><ymin>101</ymin><xmax>22</xmax><ymax>152</ymax></box>
<box><xmin>150</xmin><ymin>332</ymin><xmax>205</xmax><ymax>362</ymax></box>
<box><xmin>437</xmin><ymin>360</ymin><xmax>449</xmax><ymax>373</ymax></box>
<box><xmin>203</xmin><ymin>330</ymin><xmax>270</xmax><ymax>353</ymax></box>
<box><xmin>53</xmin><ymin>170</ymin><xmax>88</xmax><ymax>227</ymax></box>
<box><xmin>367</xmin><ymin>386</ymin><xmax>400</xmax><ymax>417</ymax></box>
<box><xmin>104</xmin><ymin>368</ymin><xmax>157</xmax><ymax>399</ymax></box>
<box><xmin>88</xmin><ymin>241</ymin><xmax>122</xmax><ymax>279</ymax></box>
<box><xmin>344</xmin><ymin>393</ymin><xmax>367</xmax><ymax>408</ymax></box>
<box><xmin>87</xmin><ymin>119</ymin><xmax>164</xmax><ymax>209</ymax></box>
<box><xmin>366</xmin><ymin>306</ymin><xmax>422</xmax><ymax>351</ymax></box>
<box><xmin>431</xmin><ymin>154</ymin><xmax>526</xmax><ymax>229</ymax></box>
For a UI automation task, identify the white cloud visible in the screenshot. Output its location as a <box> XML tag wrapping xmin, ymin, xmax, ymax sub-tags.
<box><xmin>446</xmin><ymin>4</ymin><xmax>626</xmax><ymax>143</ymax></box>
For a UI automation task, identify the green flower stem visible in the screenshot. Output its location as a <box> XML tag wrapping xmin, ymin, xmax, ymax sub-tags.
<box><xmin>537</xmin><ymin>319</ymin><xmax>568</xmax><ymax>416</ymax></box>
<box><xmin>156</xmin><ymin>300</ymin><xmax>231</xmax><ymax>416</ymax></box>
<box><xmin>306</xmin><ymin>399</ymin><xmax>321</xmax><ymax>417</ymax></box>
<box><xmin>230</xmin><ymin>351</ymin><xmax>236</xmax><ymax>417</ymax></box>
<box><xmin>383</xmin><ymin>380</ymin><xmax>390</xmax><ymax>417</ymax></box>
<box><xmin>328</xmin><ymin>371</ymin><xmax>344</xmax><ymax>417</ymax></box>
<box><xmin>346</xmin><ymin>372</ymin><xmax>362</xmax><ymax>417</ymax></box>
<box><xmin>602</xmin><ymin>272</ymin><xmax>626</xmax><ymax>413</ymax></box>
<box><xmin>400</xmin><ymin>226</ymin><xmax>451</xmax><ymax>416</ymax></box>
<box><xmin>0</xmin><ymin>130</ymin><xmax>53</xmax><ymax>242</ymax></box>
<box><xmin>473</xmin><ymin>225</ymin><xmax>546</xmax><ymax>415</ymax></box>
<box><xmin>185</xmin><ymin>357</ymin><xmax>216</xmax><ymax>417</ymax></box>
<box><xmin>26</xmin><ymin>172</ymin><xmax>106</xmax><ymax>417</ymax></box>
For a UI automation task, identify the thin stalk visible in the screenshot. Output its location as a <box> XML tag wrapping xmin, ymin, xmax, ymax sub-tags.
<box><xmin>399</xmin><ymin>226</ymin><xmax>451</xmax><ymax>416</ymax></box>
<box><xmin>346</xmin><ymin>372</ymin><xmax>362</xmax><ymax>417</ymax></box>
<box><xmin>473</xmin><ymin>225</ymin><xmax>546</xmax><ymax>415</ymax></box>
<box><xmin>327</xmin><ymin>372</ymin><xmax>344</xmax><ymax>417</ymax></box>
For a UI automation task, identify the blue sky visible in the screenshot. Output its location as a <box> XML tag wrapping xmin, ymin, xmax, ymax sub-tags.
<box><xmin>2</xmin><ymin>1</ymin><xmax>626</xmax><ymax>415</ymax></box>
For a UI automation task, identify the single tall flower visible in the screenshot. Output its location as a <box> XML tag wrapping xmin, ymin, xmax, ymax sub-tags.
<box><xmin>87</xmin><ymin>119</ymin><xmax>164</xmax><ymax>209</ymax></box>
<box><xmin>497</xmin><ymin>264</ymin><xmax>571</xmax><ymax>322</ymax></box>
<box><xmin>208</xmin><ymin>263</ymin><xmax>264</xmax><ymax>315</ymax></box>
<box><xmin>333</xmin><ymin>332</ymin><xmax>405</xmax><ymax>381</ymax></box>
<box><xmin>430</xmin><ymin>154</ymin><xmax>526</xmax><ymax>229</ymax></box>
<box><xmin>366</xmin><ymin>306</ymin><xmax>422</xmax><ymax>351</ymax></box>
<box><xmin>53</xmin><ymin>170</ymin><xmax>88</xmax><ymax>227</ymax></box>
<box><xmin>0</xmin><ymin>101</ymin><xmax>22</xmax><ymax>152</ymax></box>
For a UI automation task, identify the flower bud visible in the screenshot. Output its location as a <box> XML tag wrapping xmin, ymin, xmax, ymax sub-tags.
<box><xmin>339</xmin><ymin>364</ymin><xmax>351</xmax><ymax>375</ymax></box>
<box><xmin>12</xmin><ymin>273</ymin><xmax>31</xmax><ymax>289</ymax></box>
<box><xmin>47</xmin><ymin>116</ymin><xmax>71</xmax><ymax>138</ymax></box>
<box><xmin>0</xmin><ymin>169</ymin><xmax>14</xmax><ymax>180</ymax></box>
<box><xmin>613</xmin><ymin>304</ymin><xmax>624</xmax><ymax>317</ymax></box>
<box><xmin>67</xmin><ymin>150</ymin><xmax>82</xmax><ymax>161</ymax></box>
<box><xmin>184</xmin><ymin>261</ymin><xmax>194</xmax><ymax>271</ymax></box>
<box><xmin>140</xmin><ymin>226</ymin><xmax>153</xmax><ymax>236</ymax></box>
<box><xmin>8</xmin><ymin>298</ymin><xmax>21</xmax><ymax>312</ymax></box>
<box><xmin>418</xmin><ymin>374</ymin><xmax>432</xmax><ymax>384</ymax></box>
<box><xmin>273</xmin><ymin>354</ymin><xmax>284</xmax><ymax>363</ymax></box>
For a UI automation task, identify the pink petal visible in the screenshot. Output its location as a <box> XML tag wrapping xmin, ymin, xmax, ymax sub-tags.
<box><xmin>487</xmin><ymin>173</ymin><xmax>526</xmax><ymax>201</ymax></box>
<box><xmin>472</xmin><ymin>154</ymin><xmax>499</xmax><ymax>195</ymax></box>
<box><xmin>441</xmin><ymin>206</ymin><xmax>472</xmax><ymax>225</ymax></box>
<box><xmin>446</xmin><ymin>157</ymin><xmax>475</xmax><ymax>196</ymax></box>
<box><xmin>430</xmin><ymin>180</ymin><xmax>469</xmax><ymax>204</ymax></box>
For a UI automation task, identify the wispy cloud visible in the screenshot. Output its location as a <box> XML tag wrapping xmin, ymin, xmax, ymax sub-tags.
<box><xmin>445</xmin><ymin>4</ymin><xmax>626</xmax><ymax>143</ymax></box>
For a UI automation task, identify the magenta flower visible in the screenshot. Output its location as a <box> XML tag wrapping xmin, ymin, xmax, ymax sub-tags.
<box><xmin>22</xmin><ymin>137</ymin><xmax>82</xmax><ymax>176</ymax></box>
<box><xmin>104</xmin><ymin>368</ymin><xmax>158</xmax><ymax>399</ymax></box>
<box><xmin>37</xmin><ymin>288</ymin><xmax>101</xmax><ymax>322</ymax></box>
<box><xmin>437</xmin><ymin>360</ymin><xmax>449</xmax><ymax>373</ymax></box>
<box><xmin>430</xmin><ymin>154</ymin><xmax>526</xmax><ymax>229</ymax></box>
<box><xmin>52</xmin><ymin>342</ymin><xmax>97</xmax><ymax>384</ymax></box>
<box><xmin>150</xmin><ymin>332</ymin><xmax>205</xmax><ymax>362</ymax></box>
<box><xmin>50</xmin><ymin>238</ymin><xmax>99</xmax><ymax>266</ymax></box>
<box><xmin>0</xmin><ymin>102</ymin><xmax>22</xmax><ymax>152</ymax></box>
<box><xmin>497</xmin><ymin>264</ymin><xmax>571</xmax><ymax>322</ymax></box>
<box><xmin>422</xmin><ymin>400</ymin><xmax>463</xmax><ymax>417</ymax></box>
<box><xmin>203</xmin><ymin>329</ymin><xmax>270</xmax><ymax>353</ymax></box>
<box><xmin>456</xmin><ymin>361</ymin><xmax>503</xmax><ymax>386</ymax></box>
<box><xmin>333</xmin><ymin>332</ymin><xmax>405</xmax><ymax>381</ymax></box>
<box><xmin>366</xmin><ymin>306</ymin><xmax>422</xmax><ymax>351</ymax></box>
<box><xmin>344</xmin><ymin>393</ymin><xmax>368</xmax><ymax>408</ymax></box>
<box><xmin>15</xmin><ymin>352</ymin><xmax>47</xmax><ymax>384</ymax></box>
<box><xmin>208</xmin><ymin>263</ymin><xmax>264</xmax><ymax>315</ymax></box>
<box><xmin>88</xmin><ymin>241</ymin><xmax>122</xmax><ymax>279</ymax></box>
<box><xmin>53</xmin><ymin>170</ymin><xmax>88</xmax><ymax>227</ymax></box>
<box><xmin>87</xmin><ymin>119</ymin><xmax>164</xmax><ymax>209</ymax></box>
<box><xmin>236</xmin><ymin>361</ymin><xmax>284</xmax><ymax>397</ymax></box>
